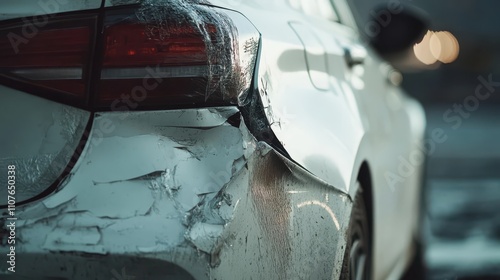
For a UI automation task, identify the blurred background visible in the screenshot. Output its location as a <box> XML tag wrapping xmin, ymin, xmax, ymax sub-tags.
<box><xmin>350</xmin><ymin>0</ymin><xmax>500</xmax><ymax>279</ymax></box>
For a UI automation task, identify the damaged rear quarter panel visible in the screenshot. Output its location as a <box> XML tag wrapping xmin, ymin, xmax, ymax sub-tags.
<box><xmin>2</xmin><ymin>108</ymin><xmax>351</xmax><ymax>279</ymax></box>
<box><xmin>211</xmin><ymin>144</ymin><xmax>351</xmax><ymax>280</ymax></box>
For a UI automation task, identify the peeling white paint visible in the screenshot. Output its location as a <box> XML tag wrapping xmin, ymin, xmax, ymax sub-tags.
<box><xmin>187</xmin><ymin>222</ymin><xmax>224</xmax><ymax>253</ymax></box>
<box><xmin>2</xmin><ymin>107</ymin><xmax>351</xmax><ymax>279</ymax></box>
<box><xmin>44</xmin><ymin>226</ymin><xmax>102</xmax><ymax>247</ymax></box>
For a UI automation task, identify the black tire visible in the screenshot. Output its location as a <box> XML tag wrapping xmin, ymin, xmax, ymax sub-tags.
<box><xmin>400</xmin><ymin>239</ymin><xmax>426</xmax><ymax>280</ymax></box>
<box><xmin>340</xmin><ymin>184</ymin><xmax>372</xmax><ymax>280</ymax></box>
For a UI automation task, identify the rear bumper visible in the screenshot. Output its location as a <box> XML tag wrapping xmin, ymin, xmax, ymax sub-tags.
<box><xmin>1</xmin><ymin>107</ymin><xmax>351</xmax><ymax>280</ymax></box>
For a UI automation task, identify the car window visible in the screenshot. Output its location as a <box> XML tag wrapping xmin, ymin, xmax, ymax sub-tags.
<box><xmin>287</xmin><ymin>0</ymin><xmax>340</xmax><ymax>22</ymax></box>
<box><xmin>330</xmin><ymin>0</ymin><xmax>359</xmax><ymax>30</ymax></box>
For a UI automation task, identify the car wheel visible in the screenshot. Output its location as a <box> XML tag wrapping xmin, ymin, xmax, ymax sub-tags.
<box><xmin>401</xmin><ymin>239</ymin><xmax>426</xmax><ymax>280</ymax></box>
<box><xmin>340</xmin><ymin>184</ymin><xmax>372</xmax><ymax>280</ymax></box>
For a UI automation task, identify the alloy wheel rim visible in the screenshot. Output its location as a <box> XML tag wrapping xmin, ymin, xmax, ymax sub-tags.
<box><xmin>349</xmin><ymin>235</ymin><xmax>367</xmax><ymax>280</ymax></box>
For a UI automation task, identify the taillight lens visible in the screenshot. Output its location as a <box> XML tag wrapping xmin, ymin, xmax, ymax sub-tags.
<box><xmin>96</xmin><ymin>5</ymin><xmax>257</xmax><ymax>109</ymax></box>
<box><xmin>97</xmin><ymin>16</ymin><xmax>220</xmax><ymax>108</ymax></box>
<box><xmin>0</xmin><ymin>4</ymin><xmax>260</xmax><ymax>110</ymax></box>
<box><xmin>0</xmin><ymin>17</ymin><xmax>95</xmax><ymax>102</ymax></box>
<box><xmin>102</xmin><ymin>23</ymin><xmax>211</xmax><ymax>67</ymax></box>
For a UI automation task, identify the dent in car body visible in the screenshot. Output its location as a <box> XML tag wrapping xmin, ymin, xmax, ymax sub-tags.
<box><xmin>1</xmin><ymin>108</ymin><xmax>351</xmax><ymax>279</ymax></box>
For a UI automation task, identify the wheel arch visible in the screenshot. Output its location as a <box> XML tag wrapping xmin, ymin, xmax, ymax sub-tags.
<box><xmin>356</xmin><ymin>161</ymin><xmax>373</xmax><ymax>261</ymax></box>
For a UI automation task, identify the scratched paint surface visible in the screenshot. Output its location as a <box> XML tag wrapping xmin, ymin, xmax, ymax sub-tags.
<box><xmin>1</xmin><ymin>108</ymin><xmax>351</xmax><ymax>279</ymax></box>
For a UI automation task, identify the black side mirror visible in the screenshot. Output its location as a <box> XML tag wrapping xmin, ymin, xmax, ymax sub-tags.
<box><xmin>368</xmin><ymin>5</ymin><xmax>428</xmax><ymax>56</ymax></box>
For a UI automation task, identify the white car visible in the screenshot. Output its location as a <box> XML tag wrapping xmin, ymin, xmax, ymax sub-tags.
<box><xmin>0</xmin><ymin>0</ymin><xmax>426</xmax><ymax>279</ymax></box>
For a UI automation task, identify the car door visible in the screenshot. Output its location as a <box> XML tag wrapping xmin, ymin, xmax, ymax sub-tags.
<box><xmin>326</xmin><ymin>1</ymin><xmax>426</xmax><ymax>278</ymax></box>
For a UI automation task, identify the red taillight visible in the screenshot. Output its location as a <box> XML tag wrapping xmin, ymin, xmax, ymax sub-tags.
<box><xmin>95</xmin><ymin>7</ymin><xmax>234</xmax><ymax>109</ymax></box>
<box><xmin>0</xmin><ymin>17</ymin><xmax>95</xmax><ymax>100</ymax></box>
<box><xmin>0</xmin><ymin>5</ymin><xmax>260</xmax><ymax>110</ymax></box>
<box><xmin>102</xmin><ymin>23</ymin><xmax>211</xmax><ymax>67</ymax></box>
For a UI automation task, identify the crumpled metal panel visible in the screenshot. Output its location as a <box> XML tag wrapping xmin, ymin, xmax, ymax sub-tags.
<box><xmin>1</xmin><ymin>108</ymin><xmax>350</xmax><ymax>279</ymax></box>
<box><xmin>211</xmin><ymin>144</ymin><xmax>351</xmax><ymax>280</ymax></box>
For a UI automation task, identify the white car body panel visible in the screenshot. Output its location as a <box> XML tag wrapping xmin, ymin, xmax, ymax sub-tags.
<box><xmin>2</xmin><ymin>104</ymin><xmax>352</xmax><ymax>280</ymax></box>
<box><xmin>0</xmin><ymin>0</ymin><xmax>426</xmax><ymax>279</ymax></box>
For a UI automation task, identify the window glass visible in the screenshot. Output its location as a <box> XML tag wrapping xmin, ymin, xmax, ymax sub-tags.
<box><xmin>330</xmin><ymin>0</ymin><xmax>359</xmax><ymax>30</ymax></box>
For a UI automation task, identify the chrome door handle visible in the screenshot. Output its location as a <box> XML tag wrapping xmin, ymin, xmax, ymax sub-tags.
<box><xmin>344</xmin><ymin>47</ymin><xmax>366</xmax><ymax>67</ymax></box>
